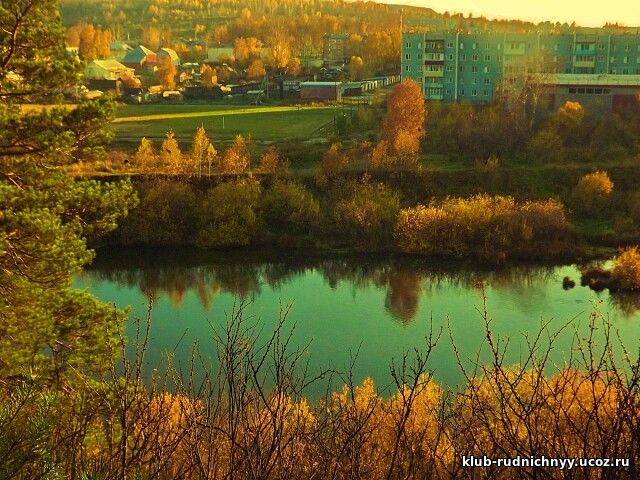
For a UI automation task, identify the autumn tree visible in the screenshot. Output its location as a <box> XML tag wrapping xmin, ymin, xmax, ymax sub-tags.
<box><xmin>382</xmin><ymin>79</ymin><xmax>426</xmax><ymax>160</ymax></box>
<box><xmin>190</xmin><ymin>126</ymin><xmax>217</xmax><ymax>177</ymax></box>
<box><xmin>201</xmin><ymin>64</ymin><xmax>218</xmax><ymax>86</ymax></box>
<box><xmin>160</xmin><ymin>130</ymin><xmax>183</xmax><ymax>173</ymax></box>
<box><xmin>286</xmin><ymin>57</ymin><xmax>302</xmax><ymax>77</ymax></box>
<box><xmin>571</xmin><ymin>170</ymin><xmax>614</xmax><ymax>216</ymax></box>
<box><xmin>259</xmin><ymin>145</ymin><xmax>288</xmax><ymax>174</ymax></box>
<box><xmin>233</xmin><ymin>36</ymin><xmax>263</xmax><ymax>66</ymax></box>
<box><xmin>315</xmin><ymin>143</ymin><xmax>350</xmax><ymax>187</ymax></box>
<box><xmin>246</xmin><ymin>58</ymin><xmax>266</xmax><ymax>80</ymax></box>
<box><xmin>157</xmin><ymin>55</ymin><xmax>177</xmax><ymax>89</ymax></box>
<box><xmin>134</xmin><ymin>137</ymin><xmax>158</xmax><ymax>172</ymax></box>
<box><xmin>347</xmin><ymin>56</ymin><xmax>367</xmax><ymax>81</ymax></box>
<box><xmin>143</xmin><ymin>26</ymin><xmax>161</xmax><ymax>50</ymax></box>
<box><xmin>221</xmin><ymin>135</ymin><xmax>250</xmax><ymax>174</ymax></box>
<box><xmin>269</xmin><ymin>33</ymin><xmax>291</xmax><ymax>73</ymax></box>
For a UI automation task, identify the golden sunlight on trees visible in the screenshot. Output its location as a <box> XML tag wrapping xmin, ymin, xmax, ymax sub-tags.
<box><xmin>259</xmin><ymin>145</ymin><xmax>288</xmax><ymax>174</ymax></box>
<box><xmin>133</xmin><ymin>137</ymin><xmax>157</xmax><ymax>172</ymax></box>
<box><xmin>233</xmin><ymin>36</ymin><xmax>263</xmax><ymax>66</ymax></box>
<box><xmin>395</xmin><ymin>195</ymin><xmax>573</xmax><ymax>261</ymax></box>
<box><xmin>221</xmin><ymin>135</ymin><xmax>250</xmax><ymax>174</ymax></box>
<box><xmin>157</xmin><ymin>56</ymin><xmax>177</xmax><ymax>89</ymax></box>
<box><xmin>246</xmin><ymin>58</ymin><xmax>266</xmax><ymax>80</ymax></box>
<box><xmin>377</xmin><ymin>80</ymin><xmax>426</xmax><ymax>169</ymax></box>
<box><xmin>190</xmin><ymin>126</ymin><xmax>216</xmax><ymax>177</ymax></box>
<box><xmin>160</xmin><ymin>130</ymin><xmax>182</xmax><ymax>173</ymax></box>
<box><xmin>200</xmin><ymin>64</ymin><xmax>218</xmax><ymax>86</ymax></box>
<box><xmin>571</xmin><ymin>170</ymin><xmax>614</xmax><ymax>216</ymax></box>
<box><xmin>315</xmin><ymin>143</ymin><xmax>350</xmax><ymax>187</ymax></box>
<box><xmin>612</xmin><ymin>247</ymin><xmax>640</xmax><ymax>291</ymax></box>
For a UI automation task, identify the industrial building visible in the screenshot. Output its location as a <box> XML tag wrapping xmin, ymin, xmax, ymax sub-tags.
<box><xmin>401</xmin><ymin>31</ymin><xmax>640</xmax><ymax>112</ymax></box>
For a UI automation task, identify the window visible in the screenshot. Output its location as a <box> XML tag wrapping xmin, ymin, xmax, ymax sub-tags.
<box><xmin>472</xmin><ymin>77</ymin><xmax>477</xmax><ymax>84</ymax></box>
<box><xmin>472</xmin><ymin>54</ymin><xmax>478</xmax><ymax>61</ymax></box>
<box><xmin>625</xmin><ymin>45</ymin><xmax>630</xmax><ymax>51</ymax></box>
<box><xmin>597</xmin><ymin>55</ymin><xmax>605</xmax><ymax>62</ymax></box>
<box><xmin>459</xmin><ymin>88</ymin><xmax>465</xmax><ymax>96</ymax></box>
<box><xmin>446</xmin><ymin>65</ymin><xmax>454</xmax><ymax>71</ymax></box>
<box><xmin>405</xmin><ymin>42</ymin><xmax>411</xmax><ymax>48</ymax></box>
<box><xmin>460</xmin><ymin>54</ymin><xmax>466</xmax><ymax>60</ymax></box>
<box><xmin>472</xmin><ymin>42</ymin><xmax>477</xmax><ymax>49</ymax></box>
<box><xmin>459</xmin><ymin>65</ymin><xmax>464</xmax><ymax>72</ymax></box>
<box><xmin>624</xmin><ymin>56</ymin><xmax>629</xmax><ymax>64</ymax></box>
<box><xmin>483</xmin><ymin>89</ymin><xmax>489</xmax><ymax>96</ymax></box>
<box><xmin>405</xmin><ymin>65</ymin><xmax>411</xmax><ymax>72</ymax></box>
<box><xmin>472</xmin><ymin>66</ymin><xmax>478</xmax><ymax>73</ymax></box>
<box><xmin>446</xmin><ymin>77</ymin><xmax>453</xmax><ymax>83</ymax></box>
<box><xmin>460</xmin><ymin>42</ymin><xmax>464</xmax><ymax>49</ymax></box>
<box><xmin>497</xmin><ymin>43</ymin><xmax>501</xmax><ymax>50</ymax></box>
<box><xmin>418</xmin><ymin>42</ymin><xmax>422</xmax><ymax>49</ymax></box>
<box><xmin>611</xmin><ymin>57</ymin><xmax>616</xmax><ymax>63</ymax></box>
<box><xmin>554</xmin><ymin>44</ymin><xmax>559</xmax><ymax>51</ymax></box>
<box><xmin>483</xmin><ymin>66</ymin><xmax>489</xmax><ymax>73</ymax></box>
<box><xmin>598</xmin><ymin>43</ymin><xmax>605</xmax><ymax>50</ymax></box>
<box><xmin>405</xmin><ymin>53</ymin><xmax>411</xmax><ymax>60</ymax></box>
<box><xmin>447</xmin><ymin>54</ymin><xmax>454</xmax><ymax>60</ymax></box>
<box><xmin>447</xmin><ymin>41</ymin><xmax>454</xmax><ymax>48</ymax></box>
<box><xmin>417</xmin><ymin>53</ymin><xmax>423</xmax><ymax>60</ymax></box>
<box><xmin>445</xmin><ymin>89</ymin><xmax>451</xmax><ymax>95</ymax></box>
<box><xmin>569</xmin><ymin>88</ymin><xmax>576</xmax><ymax>93</ymax></box>
<box><xmin>484</xmin><ymin>78</ymin><xmax>490</xmax><ymax>85</ymax></box>
<box><xmin>471</xmin><ymin>89</ymin><xmax>477</xmax><ymax>96</ymax></box>
<box><xmin>637</xmin><ymin>56</ymin><xmax>640</xmax><ymax>64</ymax></box>
<box><xmin>485</xmin><ymin>55</ymin><xmax>491</xmax><ymax>61</ymax></box>
<box><xmin>485</xmin><ymin>43</ymin><xmax>491</xmax><ymax>49</ymax></box>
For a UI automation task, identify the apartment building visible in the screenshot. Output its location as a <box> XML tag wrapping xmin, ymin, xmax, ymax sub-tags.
<box><xmin>401</xmin><ymin>31</ymin><xmax>640</xmax><ymax>111</ymax></box>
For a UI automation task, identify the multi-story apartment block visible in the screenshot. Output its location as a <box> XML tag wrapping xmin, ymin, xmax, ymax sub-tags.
<box><xmin>402</xmin><ymin>31</ymin><xmax>640</xmax><ymax>112</ymax></box>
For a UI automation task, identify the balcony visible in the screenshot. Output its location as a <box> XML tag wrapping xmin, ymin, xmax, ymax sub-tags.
<box><xmin>423</xmin><ymin>69</ymin><xmax>444</xmax><ymax>77</ymax></box>
<box><xmin>424</xmin><ymin>53</ymin><xmax>445</xmax><ymax>62</ymax></box>
<box><xmin>574</xmin><ymin>60</ymin><xmax>596</xmax><ymax>68</ymax></box>
<box><xmin>504</xmin><ymin>43</ymin><xmax>526</xmax><ymax>55</ymax></box>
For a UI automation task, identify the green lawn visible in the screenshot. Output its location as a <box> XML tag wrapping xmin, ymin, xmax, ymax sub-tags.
<box><xmin>112</xmin><ymin>104</ymin><xmax>340</xmax><ymax>150</ymax></box>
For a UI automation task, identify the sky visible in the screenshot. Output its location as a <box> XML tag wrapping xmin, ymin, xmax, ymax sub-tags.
<box><xmin>380</xmin><ymin>0</ymin><xmax>640</xmax><ymax>28</ymax></box>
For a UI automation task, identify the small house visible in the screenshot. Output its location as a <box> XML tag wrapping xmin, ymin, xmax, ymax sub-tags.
<box><xmin>84</xmin><ymin>59</ymin><xmax>134</xmax><ymax>81</ymax></box>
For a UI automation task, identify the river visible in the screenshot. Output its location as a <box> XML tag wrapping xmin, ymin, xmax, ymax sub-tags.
<box><xmin>75</xmin><ymin>248</ymin><xmax>640</xmax><ymax>396</ymax></box>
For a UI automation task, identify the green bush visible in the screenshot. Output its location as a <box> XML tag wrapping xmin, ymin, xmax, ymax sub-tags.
<box><xmin>118</xmin><ymin>180</ymin><xmax>198</xmax><ymax>245</ymax></box>
<box><xmin>261</xmin><ymin>180</ymin><xmax>321</xmax><ymax>236</ymax></box>
<box><xmin>197</xmin><ymin>179</ymin><xmax>262</xmax><ymax>247</ymax></box>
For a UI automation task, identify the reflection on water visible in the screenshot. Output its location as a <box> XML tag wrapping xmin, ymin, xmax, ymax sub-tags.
<box><xmin>77</xmin><ymin>248</ymin><xmax>640</xmax><ymax>392</ymax></box>
<box><xmin>82</xmin><ymin>249</ymin><xmax>572</xmax><ymax>323</ymax></box>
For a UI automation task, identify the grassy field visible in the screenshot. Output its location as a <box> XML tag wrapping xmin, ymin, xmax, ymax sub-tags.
<box><xmin>112</xmin><ymin>104</ymin><xmax>341</xmax><ymax>150</ymax></box>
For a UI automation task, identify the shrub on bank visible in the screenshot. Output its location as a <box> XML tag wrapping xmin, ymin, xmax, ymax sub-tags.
<box><xmin>570</xmin><ymin>170</ymin><xmax>614</xmax><ymax>216</ymax></box>
<box><xmin>612</xmin><ymin>247</ymin><xmax>640</xmax><ymax>291</ymax></box>
<box><xmin>333</xmin><ymin>178</ymin><xmax>401</xmax><ymax>248</ymax></box>
<box><xmin>395</xmin><ymin>194</ymin><xmax>573</xmax><ymax>261</ymax></box>
<box><xmin>261</xmin><ymin>180</ymin><xmax>321</xmax><ymax>236</ymax></box>
<box><xmin>197</xmin><ymin>178</ymin><xmax>262</xmax><ymax>247</ymax></box>
<box><xmin>117</xmin><ymin>180</ymin><xmax>198</xmax><ymax>245</ymax></box>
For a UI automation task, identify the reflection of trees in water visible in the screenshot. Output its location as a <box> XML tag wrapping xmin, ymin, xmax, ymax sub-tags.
<box><xmin>85</xmin><ymin>250</ymin><xmax>562</xmax><ymax>321</ymax></box>
<box><xmin>609</xmin><ymin>292</ymin><xmax>640</xmax><ymax>318</ymax></box>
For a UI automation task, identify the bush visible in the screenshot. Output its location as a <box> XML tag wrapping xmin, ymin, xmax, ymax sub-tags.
<box><xmin>118</xmin><ymin>180</ymin><xmax>197</xmax><ymax>245</ymax></box>
<box><xmin>394</xmin><ymin>194</ymin><xmax>573</xmax><ymax>261</ymax></box>
<box><xmin>333</xmin><ymin>178</ymin><xmax>401</xmax><ymax>248</ymax></box>
<box><xmin>612</xmin><ymin>247</ymin><xmax>640</xmax><ymax>291</ymax></box>
<box><xmin>261</xmin><ymin>180</ymin><xmax>321</xmax><ymax>235</ymax></box>
<box><xmin>527</xmin><ymin>131</ymin><xmax>565</xmax><ymax>163</ymax></box>
<box><xmin>197</xmin><ymin>179</ymin><xmax>262</xmax><ymax>247</ymax></box>
<box><xmin>570</xmin><ymin>170</ymin><xmax>614</xmax><ymax>216</ymax></box>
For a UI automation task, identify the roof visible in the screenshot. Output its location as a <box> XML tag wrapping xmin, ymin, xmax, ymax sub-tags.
<box><xmin>111</xmin><ymin>40</ymin><xmax>132</xmax><ymax>51</ymax></box>
<box><xmin>158</xmin><ymin>47</ymin><xmax>179</xmax><ymax>61</ymax></box>
<box><xmin>89</xmin><ymin>59</ymin><xmax>131</xmax><ymax>72</ymax></box>
<box><xmin>301</xmin><ymin>81</ymin><xmax>342</xmax><ymax>87</ymax></box>
<box><xmin>123</xmin><ymin>45</ymin><xmax>155</xmax><ymax>64</ymax></box>
<box><xmin>538</xmin><ymin>73</ymin><xmax>640</xmax><ymax>87</ymax></box>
